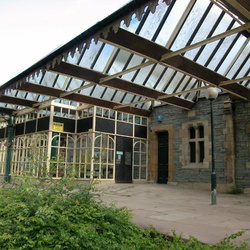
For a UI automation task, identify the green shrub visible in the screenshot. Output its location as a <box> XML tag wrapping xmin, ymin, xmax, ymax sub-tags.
<box><xmin>0</xmin><ymin>176</ymin><xmax>249</xmax><ymax>249</ymax></box>
<box><xmin>0</xmin><ymin>177</ymin><xmax>167</xmax><ymax>249</ymax></box>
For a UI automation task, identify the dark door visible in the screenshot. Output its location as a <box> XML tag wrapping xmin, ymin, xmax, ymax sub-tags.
<box><xmin>115</xmin><ymin>136</ymin><xmax>133</xmax><ymax>183</ymax></box>
<box><xmin>158</xmin><ymin>132</ymin><xmax>169</xmax><ymax>184</ymax></box>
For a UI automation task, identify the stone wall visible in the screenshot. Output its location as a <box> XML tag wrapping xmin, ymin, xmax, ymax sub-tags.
<box><xmin>234</xmin><ymin>101</ymin><xmax>250</xmax><ymax>190</ymax></box>
<box><xmin>149</xmin><ymin>94</ymin><xmax>250</xmax><ymax>192</ymax></box>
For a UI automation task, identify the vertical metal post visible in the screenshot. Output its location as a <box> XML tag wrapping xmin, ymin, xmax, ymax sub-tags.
<box><xmin>210</xmin><ymin>100</ymin><xmax>216</xmax><ymax>205</ymax></box>
<box><xmin>4</xmin><ymin>116</ymin><xmax>14</xmax><ymax>182</ymax></box>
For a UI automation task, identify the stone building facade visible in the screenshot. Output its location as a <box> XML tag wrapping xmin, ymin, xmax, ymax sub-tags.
<box><xmin>148</xmin><ymin>94</ymin><xmax>250</xmax><ymax>193</ymax></box>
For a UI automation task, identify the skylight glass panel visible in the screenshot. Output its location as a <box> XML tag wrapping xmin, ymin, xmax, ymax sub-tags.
<box><xmin>227</xmin><ymin>49</ymin><xmax>250</xmax><ymax>79</ymax></box>
<box><xmin>66</xmin><ymin>49</ymin><xmax>82</xmax><ymax>65</ymax></box>
<box><xmin>42</xmin><ymin>71</ymin><xmax>58</xmax><ymax>87</ymax></box>
<box><xmin>138</xmin><ymin>1</ymin><xmax>168</xmax><ymax>40</ymax></box>
<box><xmin>155</xmin><ymin>0</ymin><xmax>190</xmax><ymax>46</ymax></box>
<box><xmin>132</xmin><ymin>64</ymin><xmax>156</xmax><ymax>87</ymax></box>
<box><xmin>219</xmin><ymin>37</ymin><xmax>249</xmax><ymax>77</ymax></box>
<box><xmin>108</xmin><ymin>49</ymin><xmax>134</xmax><ymax>77</ymax></box>
<box><xmin>78</xmin><ymin>41</ymin><xmax>104</xmax><ymax>69</ymax></box>
<box><xmin>54</xmin><ymin>75</ymin><xmax>69</xmax><ymax>90</ymax></box>
<box><xmin>66</xmin><ymin>78</ymin><xmax>83</xmax><ymax>91</ymax></box>
<box><xmin>120</xmin><ymin>12</ymin><xmax>142</xmax><ymax>34</ymax></box>
<box><xmin>94</xmin><ymin>43</ymin><xmax>116</xmax><ymax>73</ymax></box>
<box><xmin>170</xmin><ymin>0</ymin><xmax>210</xmax><ymax>51</ymax></box>
<box><xmin>100</xmin><ymin>88</ymin><xmax>116</xmax><ymax>101</ymax></box>
<box><xmin>79</xmin><ymin>82</ymin><xmax>95</xmax><ymax>96</ymax></box>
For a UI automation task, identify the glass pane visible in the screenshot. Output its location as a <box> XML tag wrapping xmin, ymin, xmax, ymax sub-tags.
<box><xmin>101</xmin><ymin>165</ymin><xmax>107</xmax><ymax>179</ymax></box>
<box><xmin>108</xmin><ymin>149</ymin><xmax>114</xmax><ymax>163</ymax></box>
<box><xmin>123</xmin><ymin>113</ymin><xmax>128</xmax><ymax>122</ymax></box>
<box><xmin>142</xmin><ymin>117</ymin><xmax>147</xmax><ymax>125</ymax></box>
<box><xmin>199</xmin><ymin>141</ymin><xmax>204</xmax><ymax>163</ymax></box>
<box><xmin>134</xmin><ymin>166</ymin><xmax>139</xmax><ymax>179</ymax></box>
<box><xmin>79</xmin><ymin>165</ymin><xmax>85</xmax><ymax>178</ymax></box>
<box><xmin>129</xmin><ymin>114</ymin><xmax>133</xmax><ymax>123</ymax></box>
<box><xmin>189</xmin><ymin>142</ymin><xmax>196</xmax><ymax>163</ymax></box>
<box><xmin>134</xmin><ymin>142</ymin><xmax>140</xmax><ymax>151</ymax></box>
<box><xmin>141</xmin><ymin>167</ymin><xmax>146</xmax><ymax>179</ymax></box>
<box><xmin>95</xmin><ymin>136</ymin><xmax>101</xmax><ymax>147</ymax></box>
<box><xmin>108</xmin><ymin>165</ymin><xmax>113</xmax><ymax>179</ymax></box>
<box><xmin>141</xmin><ymin>142</ymin><xmax>146</xmax><ymax>152</ymax></box>
<box><xmin>199</xmin><ymin>126</ymin><xmax>204</xmax><ymax>138</ymax></box>
<box><xmin>67</xmin><ymin>149</ymin><xmax>74</xmax><ymax>162</ymax></box>
<box><xmin>86</xmin><ymin>164</ymin><xmax>91</xmax><ymax>178</ymax></box>
<box><xmin>94</xmin><ymin>149</ymin><xmax>100</xmax><ymax>162</ymax></box>
<box><xmin>134</xmin><ymin>152</ymin><xmax>140</xmax><ymax>165</ymax></box>
<box><xmin>101</xmin><ymin>149</ymin><xmax>107</xmax><ymax>162</ymax></box>
<box><xmin>135</xmin><ymin>116</ymin><xmax>140</xmax><ymax>124</ymax></box>
<box><xmin>189</xmin><ymin>127</ymin><xmax>196</xmax><ymax>139</ymax></box>
<box><xmin>94</xmin><ymin>164</ymin><xmax>99</xmax><ymax>178</ymax></box>
<box><xmin>109</xmin><ymin>137</ymin><xmax>114</xmax><ymax>148</ymax></box>
<box><xmin>141</xmin><ymin>153</ymin><xmax>147</xmax><ymax>165</ymax></box>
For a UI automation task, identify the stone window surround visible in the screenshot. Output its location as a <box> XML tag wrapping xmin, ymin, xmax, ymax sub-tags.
<box><xmin>180</xmin><ymin>121</ymin><xmax>210</xmax><ymax>169</ymax></box>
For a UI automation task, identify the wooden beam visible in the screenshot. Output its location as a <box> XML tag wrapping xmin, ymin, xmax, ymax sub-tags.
<box><xmin>16</xmin><ymin>82</ymin><xmax>151</xmax><ymax>117</ymax></box>
<box><xmin>219</xmin><ymin>0</ymin><xmax>250</xmax><ymax>23</ymax></box>
<box><xmin>101</xmin><ymin>28</ymin><xmax>250</xmax><ymax>100</ymax></box>
<box><xmin>50</xmin><ymin>61</ymin><xmax>195</xmax><ymax>109</ymax></box>
<box><xmin>0</xmin><ymin>95</ymin><xmax>38</xmax><ymax>107</ymax></box>
<box><xmin>0</xmin><ymin>107</ymin><xmax>15</xmax><ymax>115</ymax></box>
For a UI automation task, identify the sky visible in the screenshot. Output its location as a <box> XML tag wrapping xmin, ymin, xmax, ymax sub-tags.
<box><xmin>0</xmin><ymin>0</ymin><xmax>130</xmax><ymax>85</ymax></box>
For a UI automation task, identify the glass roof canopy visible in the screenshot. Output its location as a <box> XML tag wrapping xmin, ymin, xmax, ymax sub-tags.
<box><xmin>0</xmin><ymin>0</ymin><xmax>249</xmax><ymax>117</ymax></box>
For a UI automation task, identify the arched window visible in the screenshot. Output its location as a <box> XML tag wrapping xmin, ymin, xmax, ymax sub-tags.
<box><xmin>75</xmin><ymin>134</ymin><xmax>92</xmax><ymax>179</ymax></box>
<box><xmin>133</xmin><ymin>139</ymin><xmax>147</xmax><ymax>180</ymax></box>
<box><xmin>50</xmin><ymin>133</ymin><xmax>75</xmax><ymax>178</ymax></box>
<box><xmin>93</xmin><ymin>134</ymin><xmax>115</xmax><ymax>179</ymax></box>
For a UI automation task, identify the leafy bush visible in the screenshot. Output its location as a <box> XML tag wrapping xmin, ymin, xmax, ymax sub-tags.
<box><xmin>0</xmin><ymin>176</ymin><xmax>249</xmax><ymax>249</ymax></box>
<box><xmin>0</xmin><ymin>177</ymin><xmax>167</xmax><ymax>249</ymax></box>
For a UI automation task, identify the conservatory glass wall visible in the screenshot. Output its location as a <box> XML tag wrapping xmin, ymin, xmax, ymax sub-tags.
<box><xmin>0</xmin><ymin>102</ymin><xmax>148</xmax><ymax>182</ymax></box>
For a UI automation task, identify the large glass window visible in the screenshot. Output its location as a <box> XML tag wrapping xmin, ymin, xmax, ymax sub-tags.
<box><xmin>75</xmin><ymin>134</ymin><xmax>93</xmax><ymax>179</ymax></box>
<box><xmin>11</xmin><ymin>133</ymin><xmax>48</xmax><ymax>176</ymax></box>
<box><xmin>93</xmin><ymin>133</ymin><xmax>115</xmax><ymax>179</ymax></box>
<box><xmin>50</xmin><ymin>133</ymin><xmax>75</xmax><ymax>178</ymax></box>
<box><xmin>133</xmin><ymin>139</ymin><xmax>147</xmax><ymax>180</ymax></box>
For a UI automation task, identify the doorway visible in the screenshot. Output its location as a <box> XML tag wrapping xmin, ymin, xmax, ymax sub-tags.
<box><xmin>158</xmin><ymin>132</ymin><xmax>169</xmax><ymax>183</ymax></box>
<box><xmin>115</xmin><ymin>136</ymin><xmax>133</xmax><ymax>183</ymax></box>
